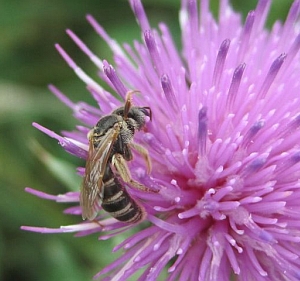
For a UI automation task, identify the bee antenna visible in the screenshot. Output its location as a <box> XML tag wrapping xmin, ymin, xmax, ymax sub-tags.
<box><xmin>124</xmin><ymin>90</ymin><xmax>140</xmax><ymax>119</ymax></box>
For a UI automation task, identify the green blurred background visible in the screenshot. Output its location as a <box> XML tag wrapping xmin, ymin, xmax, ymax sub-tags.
<box><xmin>0</xmin><ymin>0</ymin><xmax>293</xmax><ymax>280</ymax></box>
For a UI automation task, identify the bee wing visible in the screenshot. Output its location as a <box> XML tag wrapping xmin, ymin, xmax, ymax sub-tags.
<box><xmin>80</xmin><ymin>124</ymin><xmax>120</xmax><ymax>220</ymax></box>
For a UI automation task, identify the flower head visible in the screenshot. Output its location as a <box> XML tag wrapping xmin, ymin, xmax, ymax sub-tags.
<box><xmin>22</xmin><ymin>0</ymin><xmax>300</xmax><ymax>280</ymax></box>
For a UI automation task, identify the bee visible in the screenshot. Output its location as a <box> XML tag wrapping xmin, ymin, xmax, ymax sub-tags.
<box><xmin>80</xmin><ymin>91</ymin><xmax>152</xmax><ymax>223</ymax></box>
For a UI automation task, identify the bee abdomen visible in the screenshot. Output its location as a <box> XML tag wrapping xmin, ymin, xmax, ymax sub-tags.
<box><xmin>102</xmin><ymin>177</ymin><xmax>145</xmax><ymax>223</ymax></box>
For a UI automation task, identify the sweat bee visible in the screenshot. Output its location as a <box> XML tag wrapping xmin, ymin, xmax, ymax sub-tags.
<box><xmin>80</xmin><ymin>91</ymin><xmax>152</xmax><ymax>223</ymax></box>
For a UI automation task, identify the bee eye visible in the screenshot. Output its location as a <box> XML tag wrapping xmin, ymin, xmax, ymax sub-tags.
<box><xmin>139</xmin><ymin>107</ymin><xmax>152</xmax><ymax>120</ymax></box>
<box><xmin>140</xmin><ymin>108</ymin><xmax>149</xmax><ymax>116</ymax></box>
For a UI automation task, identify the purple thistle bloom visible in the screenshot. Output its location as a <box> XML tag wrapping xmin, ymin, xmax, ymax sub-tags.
<box><xmin>21</xmin><ymin>0</ymin><xmax>300</xmax><ymax>280</ymax></box>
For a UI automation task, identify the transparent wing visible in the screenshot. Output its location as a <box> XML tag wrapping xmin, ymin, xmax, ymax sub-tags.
<box><xmin>80</xmin><ymin>124</ymin><xmax>120</xmax><ymax>220</ymax></box>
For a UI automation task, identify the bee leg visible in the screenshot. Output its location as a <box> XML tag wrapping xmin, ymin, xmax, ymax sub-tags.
<box><xmin>130</xmin><ymin>142</ymin><xmax>152</xmax><ymax>174</ymax></box>
<box><xmin>92</xmin><ymin>219</ymin><xmax>104</xmax><ymax>228</ymax></box>
<box><xmin>112</xmin><ymin>153</ymin><xmax>152</xmax><ymax>192</ymax></box>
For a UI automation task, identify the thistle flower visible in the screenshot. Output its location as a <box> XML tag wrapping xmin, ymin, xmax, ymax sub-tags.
<box><xmin>21</xmin><ymin>0</ymin><xmax>300</xmax><ymax>280</ymax></box>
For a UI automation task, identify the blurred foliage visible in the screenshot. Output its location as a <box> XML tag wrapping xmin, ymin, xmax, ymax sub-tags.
<box><xmin>0</xmin><ymin>0</ymin><xmax>293</xmax><ymax>280</ymax></box>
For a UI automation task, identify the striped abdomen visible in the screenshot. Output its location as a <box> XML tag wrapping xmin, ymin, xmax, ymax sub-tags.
<box><xmin>102</xmin><ymin>169</ymin><xmax>145</xmax><ymax>223</ymax></box>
